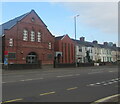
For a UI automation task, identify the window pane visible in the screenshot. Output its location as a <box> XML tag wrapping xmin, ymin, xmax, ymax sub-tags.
<box><xmin>37</xmin><ymin>32</ymin><xmax>41</xmax><ymax>42</ymax></box>
<box><xmin>48</xmin><ymin>42</ymin><xmax>51</xmax><ymax>49</ymax></box>
<box><xmin>23</xmin><ymin>29</ymin><xmax>28</xmax><ymax>41</ymax></box>
<box><xmin>9</xmin><ymin>38</ymin><xmax>13</xmax><ymax>46</ymax></box>
<box><xmin>31</xmin><ymin>31</ymin><xmax>35</xmax><ymax>41</ymax></box>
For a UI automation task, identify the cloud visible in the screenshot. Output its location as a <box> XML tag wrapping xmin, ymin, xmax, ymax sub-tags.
<box><xmin>61</xmin><ymin>2</ymin><xmax>118</xmax><ymax>35</ymax></box>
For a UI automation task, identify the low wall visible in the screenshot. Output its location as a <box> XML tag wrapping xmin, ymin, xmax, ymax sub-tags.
<box><xmin>99</xmin><ymin>62</ymin><xmax>118</xmax><ymax>66</ymax></box>
<box><xmin>2</xmin><ymin>63</ymin><xmax>42</xmax><ymax>70</ymax></box>
<box><xmin>77</xmin><ymin>63</ymin><xmax>94</xmax><ymax>67</ymax></box>
<box><xmin>42</xmin><ymin>64</ymin><xmax>54</xmax><ymax>69</ymax></box>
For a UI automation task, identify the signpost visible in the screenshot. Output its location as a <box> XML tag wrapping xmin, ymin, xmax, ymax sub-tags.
<box><xmin>4</xmin><ymin>51</ymin><xmax>8</xmax><ymax>68</ymax></box>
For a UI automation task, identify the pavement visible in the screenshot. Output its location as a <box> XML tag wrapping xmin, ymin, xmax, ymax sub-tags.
<box><xmin>2</xmin><ymin>65</ymin><xmax>119</xmax><ymax>103</ymax></box>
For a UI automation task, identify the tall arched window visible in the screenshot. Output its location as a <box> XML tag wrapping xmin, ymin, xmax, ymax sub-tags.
<box><xmin>48</xmin><ymin>42</ymin><xmax>52</xmax><ymax>49</ymax></box>
<box><xmin>37</xmin><ymin>32</ymin><xmax>41</xmax><ymax>42</ymax></box>
<box><xmin>31</xmin><ymin>30</ymin><xmax>35</xmax><ymax>42</ymax></box>
<box><xmin>23</xmin><ymin>29</ymin><xmax>28</xmax><ymax>41</ymax></box>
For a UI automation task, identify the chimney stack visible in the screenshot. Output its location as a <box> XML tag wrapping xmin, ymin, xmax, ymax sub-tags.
<box><xmin>93</xmin><ymin>40</ymin><xmax>98</xmax><ymax>44</ymax></box>
<box><xmin>113</xmin><ymin>44</ymin><xmax>116</xmax><ymax>47</ymax></box>
<box><xmin>104</xmin><ymin>42</ymin><xmax>108</xmax><ymax>46</ymax></box>
<box><xmin>80</xmin><ymin>37</ymin><xmax>85</xmax><ymax>42</ymax></box>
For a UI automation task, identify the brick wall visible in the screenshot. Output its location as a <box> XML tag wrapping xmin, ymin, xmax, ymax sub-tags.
<box><xmin>55</xmin><ymin>35</ymin><xmax>75</xmax><ymax>64</ymax></box>
<box><xmin>3</xmin><ymin>10</ymin><xmax>55</xmax><ymax>65</ymax></box>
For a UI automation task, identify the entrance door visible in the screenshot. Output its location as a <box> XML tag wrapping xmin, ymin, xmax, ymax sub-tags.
<box><xmin>26</xmin><ymin>52</ymin><xmax>37</xmax><ymax>64</ymax></box>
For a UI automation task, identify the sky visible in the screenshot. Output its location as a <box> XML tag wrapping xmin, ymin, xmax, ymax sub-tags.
<box><xmin>1</xmin><ymin>1</ymin><xmax>118</xmax><ymax>46</ymax></box>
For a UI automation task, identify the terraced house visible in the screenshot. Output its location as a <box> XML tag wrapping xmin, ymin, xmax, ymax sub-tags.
<box><xmin>74</xmin><ymin>37</ymin><xmax>119</xmax><ymax>63</ymax></box>
<box><xmin>1</xmin><ymin>10</ymin><xmax>55</xmax><ymax>65</ymax></box>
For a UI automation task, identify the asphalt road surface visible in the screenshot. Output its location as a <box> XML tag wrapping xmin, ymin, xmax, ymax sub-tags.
<box><xmin>2</xmin><ymin>65</ymin><xmax>119</xmax><ymax>103</ymax></box>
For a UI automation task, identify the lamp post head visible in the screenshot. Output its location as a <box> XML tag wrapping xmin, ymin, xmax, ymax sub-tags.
<box><xmin>74</xmin><ymin>14</ymin><xmax>79</xmax><ymax>18</ymax></box>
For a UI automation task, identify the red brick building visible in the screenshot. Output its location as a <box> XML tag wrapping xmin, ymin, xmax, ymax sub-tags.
<box><xmin>54</xmin><ymin>35</ymin><xmax>75</xmax><ymax>63</ymax></box>
<box><xmin>1</xmin><ymin>10</ymin><xmax>55</xmax><ymax>65</ymax></box>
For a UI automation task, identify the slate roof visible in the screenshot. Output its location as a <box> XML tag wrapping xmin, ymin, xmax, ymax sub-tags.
<box><xmin>0</xmin><ymin>11</ymin><xmax>30</xmax><ymax>35</ymax></box>
<box><xmin>0</xmin><ymin>10</ymin><xmax>47</xmax><ymax>36</ymax></box>
<box><xmin>55</xmin><ymin>35</ymin><xmax>65</xmax><ymax>40</ymax></box>
<box><xmin>73</xmin><ymin>39</ymin><xmax>118</xmax><ymax>50</ymax></box>
<box><xmin>72</xmin><ymin>39</ymin><xmax>94</xmax><ymax>47</ymax></box>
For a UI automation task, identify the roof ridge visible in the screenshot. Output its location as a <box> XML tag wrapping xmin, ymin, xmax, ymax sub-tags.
<box><xmin>0</xmin><ymin>11</ymin><xmax>31</xmax><ymax>35</ymax></box>
<box><xmin>1</xmin><ymin>11</ymin><xmax>30</xmax><ymax>25</ymax></box>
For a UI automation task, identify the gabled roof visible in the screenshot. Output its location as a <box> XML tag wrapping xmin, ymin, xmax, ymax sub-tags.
<box><xmin>0</xmin><ymin>10</ymin><xmax>47</xmax><ymax>35</ymax></box>
<box><xmin>55</xmin><ymin>34</ymin><xmax>74</xmax><ymax>41</ymax></box>
<box><xmin>55</xmin><ymin>35</ymin><xmax>65</xmax><ymax>40</ymax></box>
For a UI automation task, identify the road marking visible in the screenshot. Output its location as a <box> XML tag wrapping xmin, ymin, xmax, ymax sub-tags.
<box><xmin>100</xmin><ymin>81</ymin><xmax>105</xmax><ymax>84</ymax></box>
<box><xmin>96</xmin><ymin>82</ymin><xmax>100</xmax><ymax>85</ymax></box>
<box><xmin>20</xmin><ymin>78</ymin><xmax>44</xmax><ymax>82</ymax></box>
<box><xmin>107</xmin><ymin>81</ymin><xmax>115</xmax><ymax>84</ymax></box>
<box><xmin>3</xmin><ymin>78</ymin><xmax>44</xmax><ymax>83</ymax></box>
<box><xmin>87</xmin><ymin>78</ymin><xmax>119</xmax><ymax>87</ymax></box>
<box><xmin>40</xmin><ymin>91</ymin><xmax>56</xmax><ymax>96</ymax></box>
<box><xmin>67</xmin><ymin>87</ymin><xmax>78</xmax><ymax>90</ymax></box>
<box><xmin>56</xmin><ymin>74</ymin><xmax>73</xmax><ymax>78</ymax></box>
<box><xmin>87</xmin><ymin>84</ymin><xmax>95</xmax><ymax>86</ymax></box>
<box><xmin>2</xmin><ymin>98</ymin><xmax>23</xmax><ymax>103</ymax></box>
<box><xmin>92</xmin><ymin>94</ymin><xmax>120</xmax><ymax>104</ymax></box>
<box><xmin>103</xmin><ymin>83</ymin><xmax>108</xmax><ymax>86</ymax></box>
<box><xmin>88</xmin><ymin>71</ymin><xmax>103</xmax><ymax>74</ymax></box>
<box><xmin>2</xmin><ymin>81</ymin><xmax>18</xmax><ymax>83</ymax></box>
<box><xmin>33</xmin><ymin>78</ymin><xmax>44</xmax><ymax>80</ymax></box>
<box><xmin>109</xmin><ymin>71</ymin><xmax>114</xmax><ymax>72</ymax></box>
<box><xmin>22</xmin><ymin>79</ymin><xmax>33</xmax><ymax>81</ymax></box>
<box><xmin>75</xmin><ymin>74</ymin><xmax>80</xmax><ymax>76</ymax></box>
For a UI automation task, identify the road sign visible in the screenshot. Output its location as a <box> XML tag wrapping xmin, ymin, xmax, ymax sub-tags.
<box><xmin>4</xmin><ymin>57</ymin><xmax>8</xmax><ymax>65</ymax></box>
<box><xmin>4</xmin><ymin>51</ymin><xmax>8</xmax><ymax>55</ymax></box>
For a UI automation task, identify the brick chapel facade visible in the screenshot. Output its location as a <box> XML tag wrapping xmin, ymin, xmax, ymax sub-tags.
<box><xmin>54</xmin><ymin>35</ymin><xmax>75</xmax><ymax>64</ymax></box>
<box><xmin>1</xmin><ymin>10</ymin><xmax>55</xmax><ymax>65</ymax></box>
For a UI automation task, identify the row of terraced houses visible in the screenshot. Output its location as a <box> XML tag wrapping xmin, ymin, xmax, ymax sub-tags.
<box><xmin>0</xmin><ymin>10</ymin><xmax>120</xmax><ymax>68</ymax></box>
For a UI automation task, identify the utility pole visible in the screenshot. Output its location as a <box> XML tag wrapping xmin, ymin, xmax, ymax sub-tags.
<box><xmin>74</xmin><ymin>14</ymin><xmax>79</xmax><ymax>67</ymax></box>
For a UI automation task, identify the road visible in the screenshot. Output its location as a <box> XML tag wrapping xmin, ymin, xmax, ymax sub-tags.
<box><xmin>2</xmin><ymin>65</ymin><xmax>119</xmax><ymax>103</ymax></box>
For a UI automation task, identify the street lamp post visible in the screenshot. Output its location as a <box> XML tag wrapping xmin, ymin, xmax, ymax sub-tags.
<box><xmin>74</xmin><ymin>14</ymin><xmax>79</xmax><ymax>67</ymax></box>
<box><xmin>74</xmin><ymin>15</ymin><xmax>79</xmax><ymax>40</ymax></box>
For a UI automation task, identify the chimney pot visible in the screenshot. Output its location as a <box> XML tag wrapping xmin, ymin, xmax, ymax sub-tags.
<box><xmin>113</xmin><ymin>44</ymin><xmax>116</xmax><ymax>47</ymax></box>
<box><xmin>93</xmin><ymin>40</ymin><xmax>98</xmax><ymax>44</ymax></box>
<box><xmin>104</xmin><ymin>42</ymin><xmax>108</xmax><ymax>46</ymax></box>
<box><xmin>80</xmin><ymin>37</ymin><xmax>85</xmax><ymax>41</ymax></box>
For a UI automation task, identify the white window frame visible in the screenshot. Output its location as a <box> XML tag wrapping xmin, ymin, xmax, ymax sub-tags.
<box><xmin>23</xmin><ymin>29</ymin><xmax>28</xmax><ymax>41</ymax></box>
<box><xmin>31</xmin><ymin>31</ymin><xmax>35</xmax><ymax>42</ymax></box>
<box><xmin>9</xmin><ymin>38</ymin><xmax>13</xmax><ymax>47</ymax></box>
<box><xmin>48</xmin><ymin>42</ymin><xmax>52</xmax><ymax>49</ymax></box>
<box><xmin>37</xmin><ymin>32</ymin><xmax>41</xmax><ymax>42</ymax></box>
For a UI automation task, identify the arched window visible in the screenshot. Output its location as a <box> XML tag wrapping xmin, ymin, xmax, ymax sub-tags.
<box><xmin>23</xmin><ymin>29</ymin><xmax>28</xmax><ymax>41</ymax></box>
<box><xmin>31</xmin><ymin>30</ymin><xmax>35</xmax><ymax>42</ymax></box>
<box><xmin>48</xmin><ymin>42</ymin><xmax>52</xmax><ymax>49</ymax></box>
<box><xmin>37</xmin><ymin>32</ymin><xmax>41</xmax><ymax>42</ymax></box>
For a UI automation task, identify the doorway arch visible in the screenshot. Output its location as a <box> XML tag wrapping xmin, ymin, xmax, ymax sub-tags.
<box><xmin>26</xmin><ymin>52</ymin><xmax>38</xmax><ymax>64</ymax></box>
